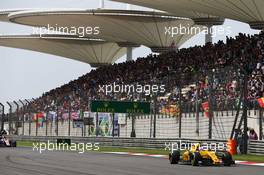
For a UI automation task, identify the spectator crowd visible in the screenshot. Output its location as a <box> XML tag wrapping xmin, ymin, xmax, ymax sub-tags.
<box><xmin>26</xmin><ymin>32</ymin><xmax>264</xmax><ymax>114</ymax></box>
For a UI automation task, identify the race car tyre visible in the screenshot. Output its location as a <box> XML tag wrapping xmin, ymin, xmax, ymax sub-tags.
<box><xmin>216</xmin><ymin>151</ymin><xmax>234</xmax><ymax>166</ymax></box>
<box><xmin>10</xmin><ymin>140</ymin><xmax>17</xmax><ymax>147</ymax></box>
<box><xmin>222</xmin><ymin>151</ymin><xmax>233</xmax><ymax>166</ymax></box>
<box><xmin>191</xmin><ymin>152</ymin><xmax>201</xmax><ymax>166</ymax></box>
<box><xmin>169</xmin><ymin>150</ymin><xmax>180</xmax><ymax>164</ymax></box>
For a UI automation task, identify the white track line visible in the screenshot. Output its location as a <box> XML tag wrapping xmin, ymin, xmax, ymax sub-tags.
<box><xmin>103</xmin><ymin>152</ymin><xmax>264</xmax><ymax>167</ymax></box>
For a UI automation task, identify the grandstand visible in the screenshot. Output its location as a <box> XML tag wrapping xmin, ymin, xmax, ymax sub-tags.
<box><xmin>2</xmin><ymin>31</ymin><xmax>264</xmax><ymax>140</ymax></box>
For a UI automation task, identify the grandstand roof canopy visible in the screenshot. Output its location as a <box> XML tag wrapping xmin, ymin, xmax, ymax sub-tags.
<box><xmin>0</xmin><ymin>34</ymin><xmax>126</xmax><ymax>67</ymax></box>
<box><xmin>113</xmin><ymin>0</ymin><xmax>219</xmax><ymax>19</ymax></box>
<box><xmin>112</xmin><ymin>0</ymin><xmax>264</xmax><ymax>29</ymax></box>
<box><xmin>0</xmin><ymin>9</ymin><xmax>22</xmax><ymax>22</ymax></box>
<box><xmin>9</xmin><ymin>9</ymin><xmax>203</xmax><ymax>51</ymax></box>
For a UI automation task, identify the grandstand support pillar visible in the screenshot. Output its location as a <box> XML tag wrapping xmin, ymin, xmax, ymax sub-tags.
<box><xmin>126</xmin><ymin>47</ymin><xmax>133</xmax><ymax>61</ymax></box>
<box><xmin>0</xmin><ymin>103</ymin><xmax>4</xmax><ymax>132</ymax></box>
<box><xmin>208</xmin><ymin>71</ymin><xmax>214</xmax><ymax>139</ymax></box>
<box><xmin>6</xmin><ymin>102</ymin><xmax>12</xmax><ymax>135</ymax></box>
<box><xmin>117</xmin><ymin>42</ymin><xmax>140</xmax><ymax>61</ymax></box>
<box><xmin>96</xmin><ymin>112</ymin><xmax>99</xmax><ymax>137</ymax></box>
<box><xmin>179</xmin><ymin>86</ymin><xmax>182</xmax><ymax>138</ymax></box>
<box><xmin>193</xmin><ymin>17</ymin><xmax>225</xmax><ymax>44</ymax></box>
<box><xmin>205</xmin><ymin>24</ymin><xmax>213</xmax><ymax>43</ymax></box>
<box><xmin>19</xmin><ymin>100</ymin><xmax>25</xmax><ymax>136</ymax></box>
<box><xmin>13</xmin><ymin>101</ymin><xmax>19</xmax><ymax>135</ymax></box>
<box><xmin>259</xmin><ymin>108</ymin><xmax>263</xmax><ymax>140</ymax></box>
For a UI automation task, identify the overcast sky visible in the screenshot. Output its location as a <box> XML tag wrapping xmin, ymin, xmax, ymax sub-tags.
<box><xmin>0</xmin><ymin>0</ymin><xmax>260</xmax><ymax>111</ymax></box>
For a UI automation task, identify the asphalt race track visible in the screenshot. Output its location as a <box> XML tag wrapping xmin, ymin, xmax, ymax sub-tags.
<box><xmin>0</xmin><ymin>148</ymin><xmax>263</xmax><ymax>175</ymax></box>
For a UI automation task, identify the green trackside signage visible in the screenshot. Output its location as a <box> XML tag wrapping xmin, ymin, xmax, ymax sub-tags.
<box><xmin>91</xmin><ymin>100</ymin><xmax>150</xmax><ymax>114</ymax></box>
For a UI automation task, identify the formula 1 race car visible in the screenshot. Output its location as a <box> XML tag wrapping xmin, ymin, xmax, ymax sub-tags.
<box><xmin>0</xmin><ymin>130</ymin><xmax>16</xmax><ymax>147</ymax></box>
<box><xmin>169</xmin><ymin>143</ymin><xmax>235</xmax><ymax>166</ymax></box>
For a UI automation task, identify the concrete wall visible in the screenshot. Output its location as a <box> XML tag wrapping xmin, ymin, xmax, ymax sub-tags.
<box><xmin>120</xmin><ymin>110</ymin><xmax>262</xmax><ymax>139</ymax></box>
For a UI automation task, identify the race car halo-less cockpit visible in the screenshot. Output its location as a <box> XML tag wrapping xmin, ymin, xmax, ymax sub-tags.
<box><xmin>0</xmin><ymin>130</ymin><xmax>16</xmax><ymax>147</ymax></box>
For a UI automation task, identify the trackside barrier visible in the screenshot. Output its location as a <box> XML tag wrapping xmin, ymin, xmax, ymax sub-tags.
<box><xmin>10</xmin><ymin>136</ymin><xmax>264</xmax><ymax>155</ymax></box>
<box><xmin>9</xmin><ymin>136</ymin><xmax>228</xmax><ymax>149</ymax></box>
<box><xmin>248</xmin><ymin>140</ymin><xmax>264</xmax><ymax>155</ymax></box>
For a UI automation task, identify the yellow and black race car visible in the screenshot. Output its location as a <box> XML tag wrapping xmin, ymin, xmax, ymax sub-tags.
<box><xmin>169</xmin><ymin>143</ymin><xmax>235</xmax><ymax>166</ymax></box>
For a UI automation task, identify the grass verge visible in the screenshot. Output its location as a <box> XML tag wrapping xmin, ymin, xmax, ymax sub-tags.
<box><xmin>17</xmin><ymin>141</ymin><xmax>264</xmax><ymax>163</ymax></box>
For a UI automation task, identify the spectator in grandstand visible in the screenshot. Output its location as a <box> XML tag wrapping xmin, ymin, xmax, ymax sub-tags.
<box><xmin>24</xmin><ymin>31</ymin><xmax>264</xmax><ymax>115</ymax></box>
<box><xmin>249</xmin><ymin>129</ymin><xmax>258</xmax><ymax>140</ymax></box>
